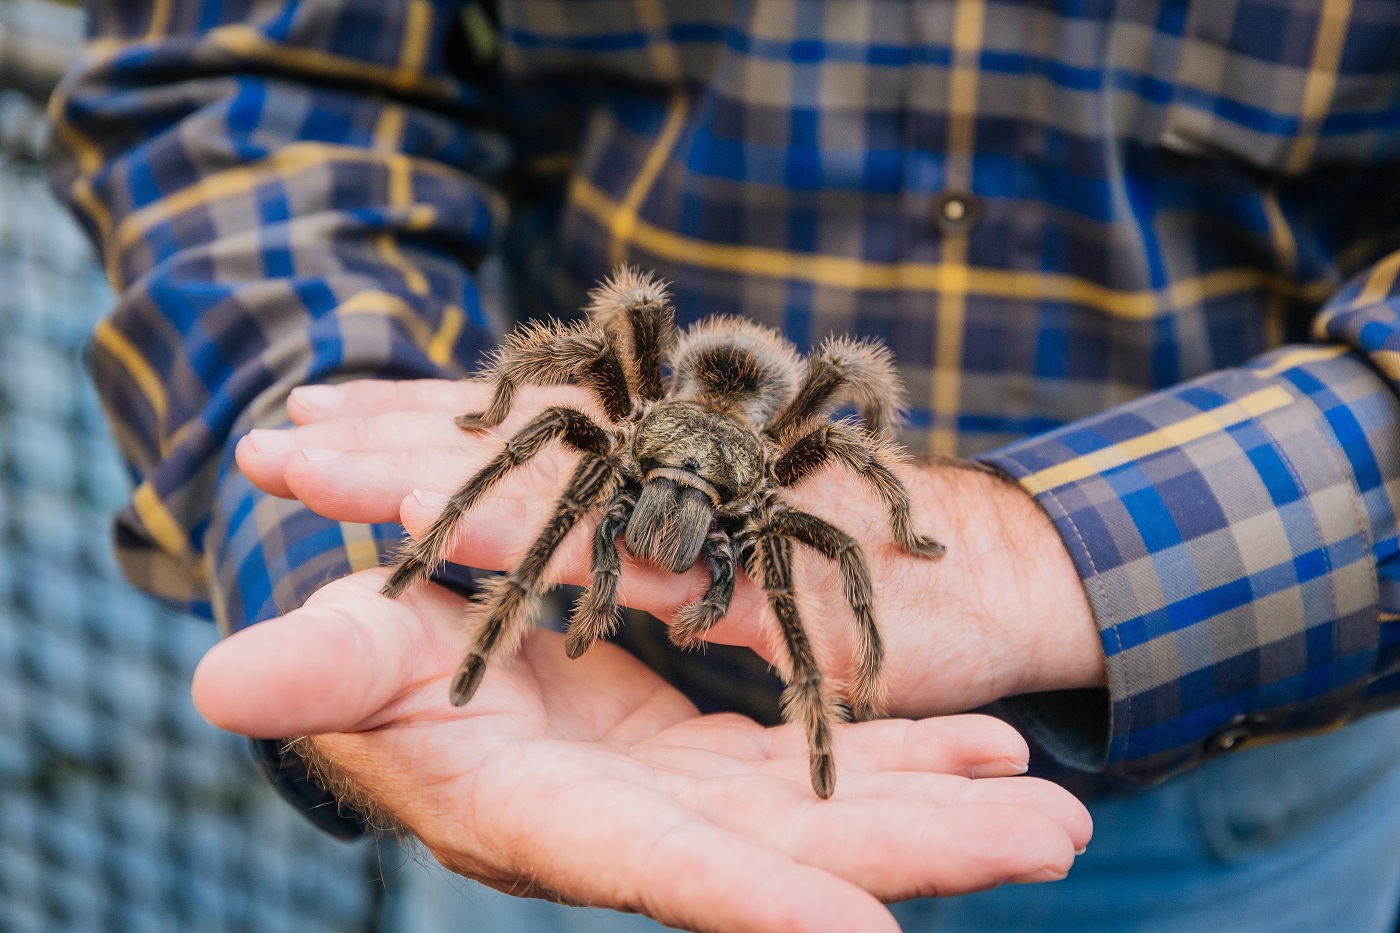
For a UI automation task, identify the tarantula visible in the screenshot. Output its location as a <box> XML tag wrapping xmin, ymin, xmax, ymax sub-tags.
<box><xmin>381</xmin><ymin>267</ymin><xmax>944</xmax><ymax>798</ymax></box>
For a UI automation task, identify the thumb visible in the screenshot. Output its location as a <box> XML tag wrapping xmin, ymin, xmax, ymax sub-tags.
<box><xmin>191</xmin><ymin>569</ymin><xmax>441</xmax><ymax>737</ymax></box>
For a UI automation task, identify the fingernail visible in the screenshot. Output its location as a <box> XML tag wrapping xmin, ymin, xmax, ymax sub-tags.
<box><xmin>411</xmin><ymin>489</ymin><xmax>449</xmax><ymax>509</ymax></box>
<box><xmin>1075</xmin><ymin>846</ymin><xmax>1087</xmax><ymax>856</ymax></box>
<box><xmin>301</xmin><ymin>447</ymin><xmax>342</xmax><ymax>461</ymax></box>
<box><xmin>1010</xmin><ymin>867</ymin><xmax>1069</xmax><ymax>884</ymax></box>
<box><xmin>290</xmin><ymin>384</ymin><xmax>343</xmax><ymax>412</ymax></box>
<box><xmin>971</xmin><ymin>756</ymin><xmax>1030</xmax><ymax>779</ymax></box>
<box><xmin>244</xmin><ymin>428</ymin><xmax>294</xmax><ymax>452</ymax></box>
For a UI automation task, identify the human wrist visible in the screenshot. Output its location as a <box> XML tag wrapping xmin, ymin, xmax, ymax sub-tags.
<box><xmin>920</xmin><ymin>460</ymin><xmax>1104</xmax><ymax>703</ymax></box>
<box><xmin>985</xmin><ymin>467</ymin><xmax>1105</xmax><ymax>696</ymax></box>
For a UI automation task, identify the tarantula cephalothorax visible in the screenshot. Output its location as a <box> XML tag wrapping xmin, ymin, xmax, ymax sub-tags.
<box><xmin>381</xmin><ymin>267</ymin><xmax>945</xmax><ymax>798</ymax></box>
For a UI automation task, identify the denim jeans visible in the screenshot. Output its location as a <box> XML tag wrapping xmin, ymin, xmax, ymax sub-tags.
<box><xmin>382</xmin><ymin>709</ymin><xmax>1400</xmax><ymax>933</ymax></box>
<box><xmin>890</xmin><ymin>708</ymin><xmax>1400</xmax><ymax>933</ymax></box>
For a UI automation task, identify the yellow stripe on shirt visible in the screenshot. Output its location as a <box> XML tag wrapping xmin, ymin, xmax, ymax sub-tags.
<box><xmin>132</xmin><ymin>481</ymin><xmax>207</xmax><ymax>582</ymax></box>
<box><xmin>572</xmin><ymin>178</ymin><xmax>1332</xmax><ymax>321</ymax></box>
<box><xmin>1020</xmin><ymin>386</ymin><xmax>1295</xmax><ymax>495</ymax></box>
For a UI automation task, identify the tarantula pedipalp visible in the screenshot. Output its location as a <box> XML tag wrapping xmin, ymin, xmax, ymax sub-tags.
<box><xmin>381</xmin><ymin>267</ymin><xmax>945</xmax><ymax>798</ymax></box>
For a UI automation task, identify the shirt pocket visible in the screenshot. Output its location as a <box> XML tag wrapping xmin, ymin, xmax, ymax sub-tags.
<box><xmin>1157</xmin><ymin>0</ymin><xmax>1400</xmax><ymax>175</ymax></box>
<box><xmin>1192</xmin><ymin>708</ymin><xmax>1400</xmax><ymax>862</ymax></box>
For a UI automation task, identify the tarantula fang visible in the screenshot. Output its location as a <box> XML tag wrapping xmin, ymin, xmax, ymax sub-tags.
<box><xmin>381</xmin><ymin>266</ymin><xmax>945</xmax><ymax>799</ymax></box>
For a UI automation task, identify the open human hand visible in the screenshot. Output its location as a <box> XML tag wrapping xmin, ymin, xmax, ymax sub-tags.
<box><xmin>193</xmin><ymin>565</ymin><xmax>1090</xmax><ymax>933</ymax></box>
<box><xmin>217</xmin><ymin>376</ymin><xmax>1101</xmax><ymax>928</ymax></box>
<box><xmin>237</xmin><ymin>378</ymin><xmax>1104</xmax><ymax>722</ymax></box>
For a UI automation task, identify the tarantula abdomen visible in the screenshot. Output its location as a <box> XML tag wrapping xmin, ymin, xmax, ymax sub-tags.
<box><xmin>381</xmin><ymin>266</ymin><xmax>945</xmax><ymax>799</ymax></box>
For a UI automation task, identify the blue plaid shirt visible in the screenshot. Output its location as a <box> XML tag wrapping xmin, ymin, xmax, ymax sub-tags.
<box><xmin>50</xmin><ymin>0</ymin><xmax>1400</xmax><ymax>834</ymax></box>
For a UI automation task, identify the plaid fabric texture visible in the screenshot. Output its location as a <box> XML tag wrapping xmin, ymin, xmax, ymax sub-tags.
<box><xmin>46</xmin><ymin>0</ymin><xmax>1400</xmax><ymax>823</ymax></box>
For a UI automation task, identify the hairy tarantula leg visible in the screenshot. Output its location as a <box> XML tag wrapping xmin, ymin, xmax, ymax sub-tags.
<box><xmin>772</xmin><ymin>422</ymin><xmax>946</xmax><ymax>560</ymax></box>
<box><xmin>744</xmin><ymin>533</ymin><xmax>840</xmax><ymax>799</ymax></box>
<box><xmin>670</xmin><ymin>529</ymin><xmax>737</xmax><ymax>648</ymax></box>
<box><xmin>381</xmin><ymin>407</ymin><xmax>611</xmax><ymax>599</ymax></box>
<box><xmin>564</xmin><ymin>488</ymin><xmax>637</xmax><ymax>659</ymax></box>
<box><xmin>767</xmin><ymin>509</ymin><xmax>884</xmax><ymax>721</ymax></box>
<box><xmin>766</xmin><ymin>335</ymin><xmax>905</xmax><ymax>441</ymax></box>
<box><xmin>585</xmin><ymin>266</ymin><xmax>676</xmax><ymax>402</ymax></box>
<box><xmin>456</xmin><ymin>319</ymin><xmax>633</xmax><ymax>431</ymax></box>
<box><xmin>451</xmin><ymin>454</ymin><xmax>618</xmax><ymax>706</ymax></box>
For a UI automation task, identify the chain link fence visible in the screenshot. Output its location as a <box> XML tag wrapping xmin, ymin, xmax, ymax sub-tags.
<box><xmin>0</xmin><ymin>6</ymin><xmax>387</xmax><ymax>928</ymax></box>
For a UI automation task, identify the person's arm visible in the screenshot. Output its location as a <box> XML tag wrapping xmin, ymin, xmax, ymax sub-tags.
<box><xmin>49</xmin><ymin>0</ymin><xmax>504</xmax><ymax>834</ymax></box>
<box><xmin>50</xmin><ymin>11</ymin><xmax>1098</xmax><ymax>916</ymax></box>
<box><xmin>212</xmin><ymin>378</ymin><xmax>1096</xmax><ymax>932</ymax></box>
<box><xmin>981</xmin><ymin>253</ymin><xmax>1400</xmax><ymax>783</ymax></box>
<box><xmin>241</xmin><ymin>256</ymin><xmax>1400</xmax><ymax>794</ymax></box>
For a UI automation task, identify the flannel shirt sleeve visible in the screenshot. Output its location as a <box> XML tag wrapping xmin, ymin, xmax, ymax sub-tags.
<box><xmin>981</xmin><ymin>254</ymin><xmax>1400</xmax><ymax>786</ymax></box>
<box><xmin>49</xmin><ymin>0</ymin><xmax>504</xmax><ymax>836</ymax></box>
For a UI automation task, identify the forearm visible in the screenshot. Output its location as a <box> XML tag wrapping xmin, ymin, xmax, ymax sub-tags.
<box><xmin>51</xmin><ymin>0</ymin><xmax>501</xmax><ymax>626</ymax></box>
<box><xmin>906</xmin><ymin>460</ymin><xmax>1104</xmax><ymax>706</ymax></box>
<box><xmin>54</xmin><ymin>0</ymin><xmax>508</xmax><ymax>834</ymax></box>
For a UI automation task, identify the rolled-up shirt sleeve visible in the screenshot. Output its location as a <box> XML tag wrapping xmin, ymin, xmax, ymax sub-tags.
<box><xmin>49</xmin><ymin>0</ymin><xmax>503</xmax><ymax>835</ymax></box>
<box><xmin>982</xmin><ymin>253</ymin><xmax>1400</xmax><ymax>785</ymax></box>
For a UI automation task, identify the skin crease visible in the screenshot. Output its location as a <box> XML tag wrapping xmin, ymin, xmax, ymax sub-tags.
<box><xmin>195</xmin><ymin>378</ymin><xmax>1102</xmax><ymax>933</ymax></box>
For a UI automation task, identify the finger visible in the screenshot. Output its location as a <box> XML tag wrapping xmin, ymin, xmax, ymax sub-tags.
<box><xmin>791</xmin><ymin>797</ymin><xmax>1077</xmax><ymax>895</ymax></box>
<box><xmin>270</xmin><ymin>445</ymin><xmax>865</xmax><ymax>665</ymax></box>
<box><xmin>276</xmin><ymin>445</ymin><xmax>504</xmax><ymax>523</ymax></box>
<box><xmin>272</xmin><ymin>443</ymin><xmax>584</xmax><ymax>532</ymax></box>
<box><xmin>633</xmin><ymin>714</ymin><xmax>1030</xmax><ymax>779</ymax></box>
<box><xmin>757</xmin><ymin>769</ymin><xmax>1092</xmax><ymax>851</ymax></box>
<box><xmin>631</xmin><ymin>719</ymin><xmax>1089</xmax><ymax>847</ymax></box>
<box><xmin>633</xmin><ymin>717</ymin><xmax>1091</xmax><ymax>854</ymax></box>
<box><xmin>235</xmin><ymin>431</ymin><xmax>297</xmax><ymax>499</ymax></box>
<box><xmin>952</xmin><ymin>776</ymin><xmax>1094</xmax><ymax>850</ymax></box>
<box><xmin>287</xmin><ymin>379</ymin><xmax>610</xmax><ymax>427</ymax></box>
<box><xmin>237</xmin><ymin>411</ymin><xmax>476</xmax><ymax>499</ymax></box>
<box><xmin>474</xmin><ymin>778</ymin><xmax>903</xmax><ymax>933</ymax></box>
<box><xmin>606</xmin><ymin>817</ymin><xmax>903</xmax><ymax>933</ymax></box>
<box><xmin>313</xmin><ymin>729</ymin><xmax>902</xmax><ymax>933</ymax></box>
<box><xmin>685</xmin><ymin>773</ymin><xmax>1079</xmax><ymax>898</ymax></box>
<box><xmin>287</xmin><ymin>379</ymin><xmax>490</xmax><ymax>424</ymax></box>
<box><xmin>190</xmin><ymin>569</ymin><xmax>451</xmax><ymax>736</ymax></box>
<box><xmin>246</xmin><ymin>381</ymin><xmax>613</xmax><ymax>499</ymax></box>
<box><xmin>771</xmin><ymin>714</ymin><xmax>1031</xmax><ymax>778</ymax></box>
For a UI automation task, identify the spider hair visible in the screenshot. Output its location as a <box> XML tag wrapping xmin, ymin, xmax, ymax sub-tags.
<box><xmin>458</xmin><ymin>319</ymin><xmax>631</xmax><ymax>429</ymax></box>
<box><xmin>766</xmin><ymin>334</ymin><xmax>906</xmax><ymax>441</ymax></box>
<box><xmin>584</xmin><ymin>266</ymin><xmax>677</xmax><ymax>401</ymax></box>
<box><xmin>669</xmin><ymin>315</ymin><xmax>804</xmax><ymax>426</ymax></box>
<box><xmin>380</xmin><ymin>266</ymin><xmax>944</xmax><ymax>799</ymax></box>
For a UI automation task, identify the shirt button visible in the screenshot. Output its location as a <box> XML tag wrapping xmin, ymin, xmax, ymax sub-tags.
<box><xmin>1207</xmin><ymin>725</ymin><xmax>1251</xmax><ymax>753</ymax></box>
<box><xmin>1203</xmin><ymin>712</ymin><xmax>1270</xmax><ymax>755</ymax></box>
<box><xmin>932</xmin><ymin>190</ymin><xmax>981</xmax><ymax>234</ymax></box>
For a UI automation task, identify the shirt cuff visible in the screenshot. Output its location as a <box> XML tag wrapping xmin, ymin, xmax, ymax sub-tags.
<box><xmin>979</xmin><ymin>346</ymin><xmax>1392</xmax><ymax>784</ymax></box>
<box><xmin>208</xmin><ymin>438</ymin><xmax>405</xmax><ymax>839</ymax></box>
